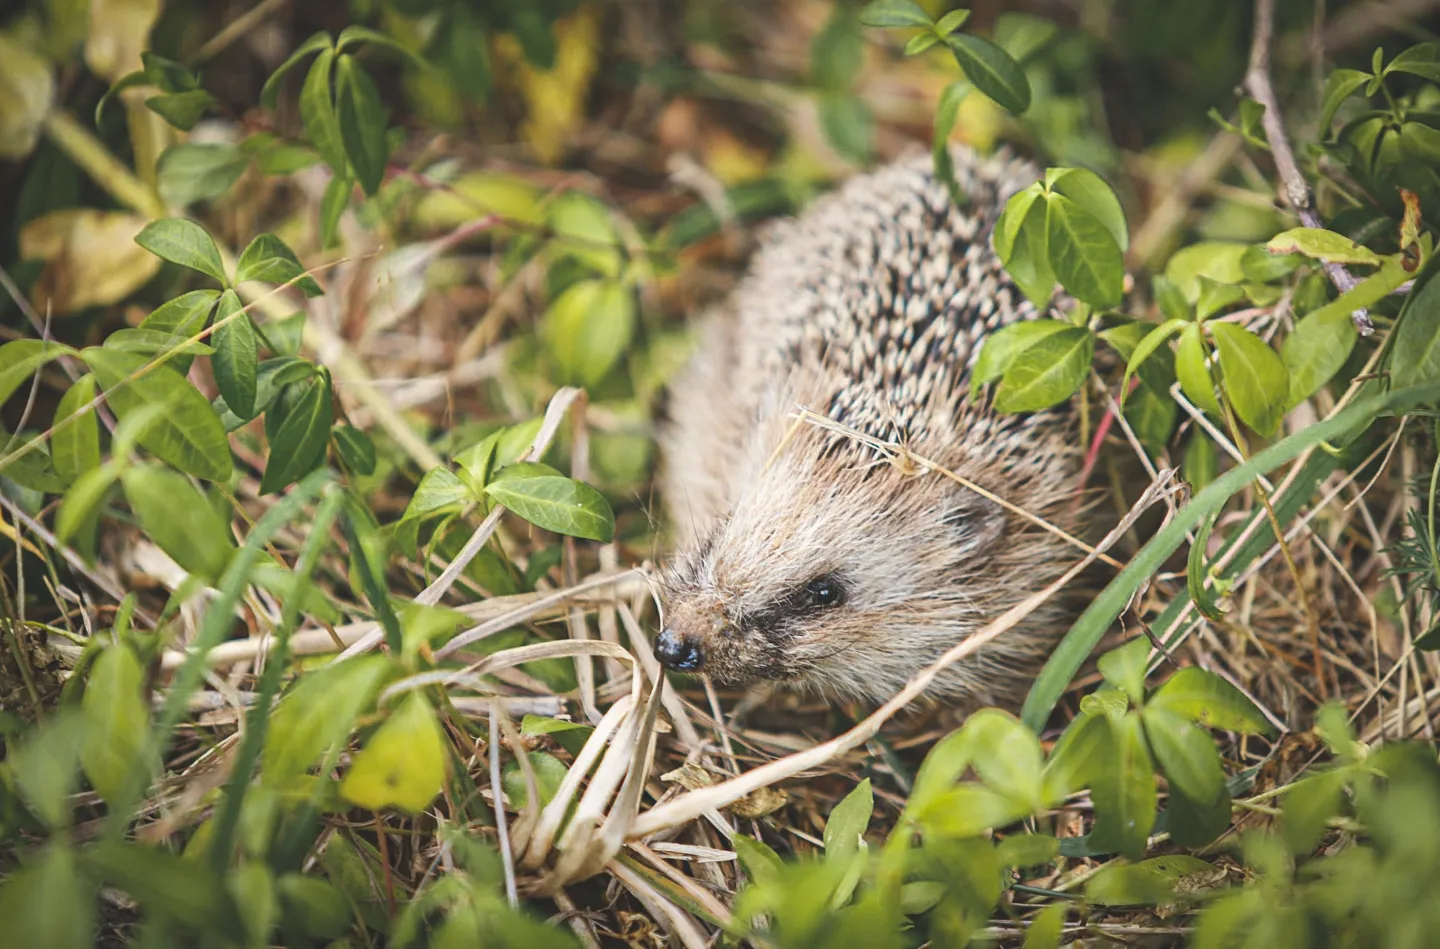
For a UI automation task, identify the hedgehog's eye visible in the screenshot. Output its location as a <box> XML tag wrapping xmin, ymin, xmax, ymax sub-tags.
<box><xmin>804</xmin><ymin>575</ymin><xmax>846</xmax><ymax>609</ymax></box>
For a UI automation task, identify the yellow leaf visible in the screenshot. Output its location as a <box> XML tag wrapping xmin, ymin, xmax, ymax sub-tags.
<box><xmin>86</xmin><ymin>0</ymin><xmax>160</xmax><ymax>82</ymax></box>
<box><xmin>339</xmin><ymin>693</ymin><xmax>448</xmax><ymax>814</ymax></box>
<box><xmin>0</xmin><ymin>31</ymin><xmax>56</xmax><ymax>161</ymax></box>
<box><xmin>20</xmin><ymin>210</ymin><xmax>162</xmax><ymax>316</ymax></box>
<box><xmin>495</xmin><ymin>4</ymin><xmax>601</xmax><ymax>165</ymax></box>
<box><xmin>410</xmin><ymin>172</ymin><xmax>545</xmax><ymax>231</ymax></box>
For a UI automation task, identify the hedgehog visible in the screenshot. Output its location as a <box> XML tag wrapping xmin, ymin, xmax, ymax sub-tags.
<box><xmin>653</xmin><ymin>145</ymin><xmax>1085</xmax><ymax>709</ymax></box>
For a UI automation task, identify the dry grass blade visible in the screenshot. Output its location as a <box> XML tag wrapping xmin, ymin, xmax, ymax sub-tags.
<box><xmin>158</xmin><ymin>570</ymin><xmax>646</xmax><ymax>670</ymax></box>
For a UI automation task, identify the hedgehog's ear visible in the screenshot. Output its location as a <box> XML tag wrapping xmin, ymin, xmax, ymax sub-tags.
<box><xmin>940</xmin><ymin>491</ymin><xmax>1006</xmax><ymax>555</ymax></box>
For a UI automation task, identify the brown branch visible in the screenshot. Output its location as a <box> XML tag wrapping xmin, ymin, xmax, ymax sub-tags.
<box><xmin>1244</xmin><ymin>0</ymin><xmax>1373</xmax><ymax>335</ymax></box>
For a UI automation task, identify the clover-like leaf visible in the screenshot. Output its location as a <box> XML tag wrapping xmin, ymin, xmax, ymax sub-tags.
<box><xmin>484</xmin><ymin>470</ymin><xmax>615</xmax><ymax>543</ymax></box>
<box><xmin>134</xmin><ymin>218</ymin><xmax>227</xmax><ymax>284</ymax></box>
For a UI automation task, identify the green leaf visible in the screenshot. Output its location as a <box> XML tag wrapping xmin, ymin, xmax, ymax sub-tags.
<box><xmin>211</xmin><ymin>290</ymin><xmax>258</xmax><ymax>421</ymax></box>
<box><xmin>993</xmin><ymin>185</ymin><xmax>1055</xmax><ymax>306</ymax></box>
<box><xmin>94</xmin><ymin>70</ymin><xmax>152</xmax><ymax>125</ymax></box>
<box><xmin>1022</xmin><ymin>903</ymin><xmax>1067</xmax><ymax>949</ymax></box>
<box><xmin>300</xmin><ymin>48</ymin><xmax>346</xmax><ymax>177</ymax></box>
<box><xmin>333</xmin><ymin>425</ymin><xmax>376</xmax><ymax>475</ymax></box>
<box><xmin>544</xmin><ymin>279</ymin><xmax>637</xmax><ymax>388</ymax></box>
<box><xmin>262</xmin><ymin>655</ymin><xmax>391</xmax><ymax>789</ymax></box>
<box><xmin>824</xmin><ymin>778</ymin><xmax>874</xmax><ymax>861</ymax></box>
<box><xmin>944</xmin><ymin>33</ymin><xmax>1031</xmax><ymax>114</ymax></box>
<box><xmin>1209</xmin><ymin>321</ymin><xmax>1288</xmax><ymax>435</ymax></box>
<box><xmin>1119</xmin><ymin>317</ymin><xmax>1187</xmax><ymax>404</ymax></box>
<box><xmin>335</xmin><ymin>54</ymin><xmax>389</xmax><ymax>196</ymax></box>
<box><xmin>135</xmin><ymin>218</ymin><xmax>228</xmax><ymax>284</ymax></box>
<box><xmin>85</xmin><ymin>842</ymin><xmax>234</xmax><ymax>933</ymax></box>
<box><xmin>1164</xmin><ymin>242</ymin><xmax>1247</xmax><ymax>301</ymax></box>
<box><xmin>905</xmin><ymin>31</ymin><xmax>942</xmax><ymax>56</ymax></box>
<box><xmin>261</xmin><ymin>374</ymin><xmax>333</xmax><ymax>494</ymax></box>
<box><xmin>733</xmin><ymin>833</ymin><xmax>786</xmax><ymax>884</ymax></box>
<box><xmin>818</xmin><ymin>92</ymin><xmax>874</xmax><ymax>165</ymax></box>
<box><xmin>1022</xmin><ymin>379</ymin><xmax>1440</xmax><ymax>732</ymax></box>
<box><xmin>1088</xmin><ymin>713</ymin><xmax>1156</xmax><ymax>859</ymax></box>
<box><xmin>0</xmin><ymin>437</ymin><xmax>67</xmax><ymax>493</ymax></box>
<box><xmin>812</xmin><ymin>6</ymin><xmax>863</xmax><ymax>90</ymax></box>
<box><xmin>0</xmin><ymin>339</ymin><xmax>72</xmax><ymax>408</ymax></box>
<box><xmin>1194</xmin><ymin>276</ymin><xmax>1245</xmax><ymax>321</ymax></box>
<box><xmin>1188</xmin><ymin>511</ymin><xmax>1225</xmax><ymax>622</ymax></box>
<box><xmin>971</xmin><ymin>318</ymin><xmax>1071</xmax><ymax>386</ymax></box>
<box><xmin>105</xmin><ymin>328</ymin><xmax>213</xmax><ymax>358</ymax></box>
<box><xmin>996</xmin><ymin>833</ymin><xmax>1058</xmax><ymax>869</ymax></box>
<box><xmin>1124</xmin><ymin>381</ymin><xmax>1178</xmax><ymax>457</ymax></box>
<box><xmin>145</xmin><ymin>90</ymin><xmax>218</xmax><ymax>131</ymax></box>
<box><xmin>139</xmin><ymin>51</ymin><xmax>200</xmax><ymax>92</ymax></box>
<box><xmin>260</xmin><ymin>30</ymin><xmax>333</xmax><ymax>109</ymax></box>
<box><xmin>908</xmin><ymin>726</ymin><xmax>977</xmax><ymax>812</ymax></box>
<box><xmin>276</xmin><ymin>874</ymin><xmax>351</xmax><ymax>940</ymax></box>
<box><xmin>1388</xmin><ymin>267</ymin><xmax>1440</xmax><ymax>388</ymax></box>
<box><xmin>0</xmin><ymin>844</ymin><xmax>96</xmax><ymax>949</ymax></box>
<box><xmin>1148</xmin><ymin>666</ymin><xmax>1272</xmax><ymax>734</ymax></box>
<box><xmin>917</xmin><ymin>782</ymin><xmax>1032</xmax><ymax>838</ymax></box>
<box><xmin>1185</xmin><ymin>432</ymin><xmax>1218</xmax><ymax>492</ymax></box>
<box><xmin>484</xmin><ymin>472</ymin><xmax>615</xmax><ymax>542</ymax></box>
<box><xmin>139</xmin><ymin>289</ymin><xmax>220</xmax><ymax>375</ymax></box>
<box><xmin>121</xmin><ymin>466</ymin><xmax>235</xmax><ymax>581</ymax></box>
<box><xmin>935</xmin><ymin>9</ymin><xmax>972</xmax><ymax>36</ymax></box>
<box><xmin>156</xmin><ymin>142</ymin><xmax>248</xmax><ymax>206</ymax></box>
<box><xmin>1265</xmin><ymin>227</ymin><xmax>1383</xmax><ymax>266</ymax></box>
<box><xmin>1283</xmin><ymin>307</ymin><xmax>1357</xmax><ymax>409</ymax></box>
<box><xmin>79</xmin><ymin>644</ymin><xmax>153</xmax><ymax>807</ymax></box>
<box><xmin>1386</xmin><ymin>42</ymin><xmax>1440</xmax><ymax>82</ymax></box>
<box><xmin>966</xmin><ymin>709</ymin><xmax>1046</xmax><ymax>810</ymax></box>
<box><xmin>1318</xmin><ymin>68</ymin><xmax>1371</xmax><ymax>134</ymax></box>
<box><xmin>52</xmin><ymin>375</ymin><xmax>100</xmax><ymax>485</ymax></box>
<box><xmin>10</xmin><ymin>711</ymin><xmax>85</xmax><ymax>829</ymax></box>
<box><xmin>1096</xmin><ymin>637</ymin><xmax>1148</xmax><ymax>705</ymax></box>
<box><xmin>1281</xmin><ymin>768</ymin><xmax>1347</xmax><ymax>853</ymax></box>
<box><xmin>857</xmin><ymin>0</ymin><xmax>933</xmax><ymax>28</ymax></box>
<box><xmin>1175</xmin><ymin>323</ymin><xmax>1222</xmax><ymax>416</ymax></box>
<box><xmin>1041</xmin><ymin>711</ymin><xmax>1112</xmax><ymax>799</ymax></box>
<box><xmin>1314</xmin><ymin>701</ymin><xmax>1356</xmax><ymax>758</ymax></box>
<box><xmin>56</xmin><ymin>465</ymin><xmax>118</xmax><ymax>548</ymax></box>
<box><xmin>319</xmin><ymin>174</ymin><xmax>351</xmax><ymax>249</ymax></box>
<box><xmin>1044</xmin><ymin>193</ymin><xmax>1123</xmax><ymax>308</ymax></box>
<box><xmin>82</xmin><ymin>348</ymin><xmax>232</xmax><ymax>481</ymax></box>
<box><xmin>340</xmin><ymin>692</ymin><xmax>448</xmax><ymax>813</ymax></box>
<box><xmin>236</xmin><ymin>233</ymin><xmax>324</xmax><ymax>296</ymax></box>
<box><xmin>402</xmin><ymin>467</ymin><xmax>473</xmax><ymax>522</ymax></box>
<box><xmin>992</xmin><ymin>325</ymin><xmax>1093</xmax><ymax>413</ymax></box>
<box><xmin>1142</xmin><ymin>707</ymin><xmax>1229</xmax><ymax>847</ymax></box>
<box><xmin>1045</xmin><ymin>167</ymin><xmax>1128</xmax><ymax>252</ymax></box>
<box><xmin>931</xmin><ymin>81</ymin><xmax>970</xmax><ymax>204</ymax></box>
<box><xmin>501</xmin><ymin>750</ymin><xmax>569</xmax><ymax>809</ymax></box>
<box><xmin>336</xmin><ymin>25</ymin><xmax>429</xmax><ymax>68</ymax></box>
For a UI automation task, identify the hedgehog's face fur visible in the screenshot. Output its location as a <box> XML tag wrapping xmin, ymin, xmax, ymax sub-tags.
<box><xmin>656</xmin><ymin>422</ymin><xmax>1037</xmax><ymax>705</ymax></box>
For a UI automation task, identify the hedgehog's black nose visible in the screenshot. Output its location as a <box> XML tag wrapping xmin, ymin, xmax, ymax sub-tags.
<box><xmin>655</xmin><ymin>629</ymin><xmax>704</xmax><ymax>672</ymax></box>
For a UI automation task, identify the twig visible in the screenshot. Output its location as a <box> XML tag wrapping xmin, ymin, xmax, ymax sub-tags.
<box><xmin>1244</xmin><ymin>0</ymin><xmax>1372</xmax><ymax>334</ymax></box>
<box><xmin>188</xmin><ymin>0</ymin><xmax>293</xmax><ymax>67</ymax></box>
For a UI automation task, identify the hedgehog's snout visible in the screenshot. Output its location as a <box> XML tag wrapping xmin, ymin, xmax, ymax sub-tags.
<box><xmin>655</xmin><ymin>628</ymin><xmax>705</xmax><ymax>671</ymax></box>
<box><xmin>655</xmin><ymin>597</ymin><xmax>733</xmax><ymax>674</ymax></box>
